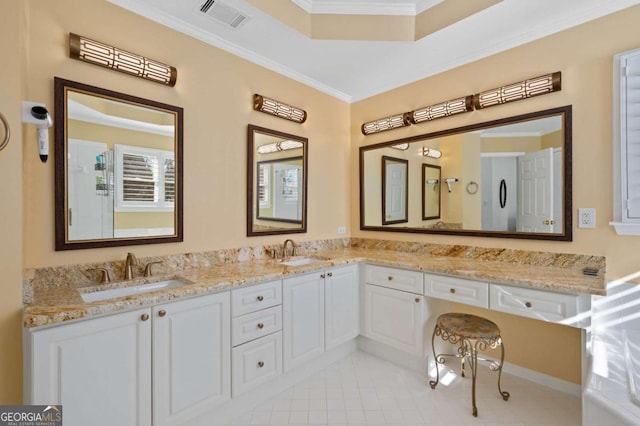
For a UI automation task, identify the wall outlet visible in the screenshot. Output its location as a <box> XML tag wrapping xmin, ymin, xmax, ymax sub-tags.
<box><xmin>338</xmin><ymin>226</ymin><xmax>346</xmax><ymax>234</ymax></box>
<box><xmin>578</xmin><ymin>208</ymin><xmax>596</xmax><ymax>229</ymax></box>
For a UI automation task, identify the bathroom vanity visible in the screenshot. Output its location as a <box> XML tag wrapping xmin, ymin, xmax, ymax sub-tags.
<box><xmin>22</xmin><ymin>240</ymin><xmax>604</xmax><ymax>426</ymax></box>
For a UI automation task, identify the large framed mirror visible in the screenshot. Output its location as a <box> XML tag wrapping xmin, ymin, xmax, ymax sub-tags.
<box><xmin>360</xmin><ymin>105</ymin><xmax>572</xmax><ymax>241</ymax></box>
<box><xmin>247</xmin><ymin>125</ymin><xmax>308</xmax><ymax>236</ymax></box>
<box><xmin>54</xmin><ymin>77</ymin><xmax>183</xmax><ymax>250</ymax></box>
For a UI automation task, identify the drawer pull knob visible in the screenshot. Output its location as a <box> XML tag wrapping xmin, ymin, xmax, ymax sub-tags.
<box><xmin>257</xmin><ymin>361</ymin><xmax>265</xmax><ymax>368</ymax></box>
<box><xmin>158</xmin><ymin>310</ymin><xmax>167</xmax><ymax>317</ymax></box>
<box><xmin>327</xmin><ymin>272</ymin><xmax>333</xmax><ymax>277</ymax></box>
<box><xmin>141</xmin><ymin>313</ymin><xmax>149</xmax><ymax>321</ymax></box>
<box><xmin>450</xmin><ymin>288</ymin><xmax>456</xmax><ymax>294</ymax></box>
<box><xmin>257</xmin><ymin>295</ymin><xmax>264</xmax><ymax>302</ymax></box>
<box><xmin>525</xmin><ymin>302</ymin><xmax>532</xmax><ymax>308</ymax></box>
<box><xmin>388</xmin><ymin>276</ymin><xmax>393</xmax><ymax>281</ymax></box>
<box><xmin>257</xmin><ymin>322</ymin><xmax>264</xmax><ymax>329</ymax></box>
<box><xmin>415</xmin><ymin>298</ymin><xmax>420</xmax><ymax>303</ymax></box>
<box><xmin>320</xmin><ymin>274</ymin><xmax>326</xmax><ymax>279</ymax></box>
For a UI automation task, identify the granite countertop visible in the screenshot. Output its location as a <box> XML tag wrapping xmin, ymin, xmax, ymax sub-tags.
<box><xmin>23</xmin><ymin>247</ymin><xmax>605</xmax><ymax>328</ymax></box>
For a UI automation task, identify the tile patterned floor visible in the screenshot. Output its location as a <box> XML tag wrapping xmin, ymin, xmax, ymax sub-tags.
<box><xmin>227</xmin><ymin>351</ymin><xmax>581</xmax><ymax>426</ymax></box>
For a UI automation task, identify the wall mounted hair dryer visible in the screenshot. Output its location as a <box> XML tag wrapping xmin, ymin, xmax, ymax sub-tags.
<box><xmin>444</xmin><ymin>177</ymin><xmax>458</xmax><ymax>192</ymax></box>
<box><xmin>22</xmin><ymin>101</ymin><xmax>53</xmax><ymax>163</ymax></box>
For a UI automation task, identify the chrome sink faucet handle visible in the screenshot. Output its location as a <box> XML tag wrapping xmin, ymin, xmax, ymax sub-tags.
<box><xmin>88</xmin><ymin>267</ymin><xmax>111</xmax><ymax>284</ymax></box>
<box><xmin>124</xmin><ymin>252</ymin><xmax>137</xmax><ymax>280</ymax></box>
<box><xmin>282</xmin><ymin>239</ymin><xmax>297</xmax><ymax>260</ymax></box>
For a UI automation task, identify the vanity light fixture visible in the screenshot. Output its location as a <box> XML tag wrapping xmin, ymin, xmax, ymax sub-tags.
<box><xmin>410</xmin><ymin>96</ymin><xmax>474</xmax><ymax>124</ymax></box>
<box><xmin>474</xmin><ymin>72</ymin><xmax>561</xmax><ymax>109</ymax></box>
<box><xmin>423</xmin><ymin>147</ymin><xmax>442</xmax><ymax>158</ymax></box>
<box><xmin>257</xmin><ymin>140</ymin><xmax>304</xmax><ymax>154</ymax></box>
<box><xmin>253</xmin><ymin>94</ymin><xmax>307</xmax><ymax>123</ymax></box>
<box><xmin>362</xmin><ymin>113</ymin><xmax>411</xmax><ymax>135</ymax></box>
<box><xmin>69</xmin><ymin>33</ymin><xmax>177</xmax><ymax>87</ymax></box>
<box><xmin>392</xmin><ymin>143</ymin><xmax>410</xmax><ymax>150</ymax></box>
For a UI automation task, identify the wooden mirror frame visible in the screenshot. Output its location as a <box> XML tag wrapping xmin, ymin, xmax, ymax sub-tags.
<box><xmin>247</xmin><ymin>124</ymin><xmax>308</xmax><ymax>236</ymax></box>
<box><xmin>422</xmin><ymin>164</ymin><xmax>441</xmax><ymax>220</ymax></box>
<box><xmin>381</xmin><ymin>156</ymin><xmax>409</xmax><ymax>225</ymax></box>
<box><xmin>54</xmin><ymin>77</ymin><xmax>184</xmax><ymax>250</ymax></box>
<box><xmin>359</xmin><ymin>105</ymin><xmax>573</xmax><ymax>241</ymax></box>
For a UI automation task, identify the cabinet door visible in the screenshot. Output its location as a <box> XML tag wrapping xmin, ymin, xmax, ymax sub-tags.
<box><xmin>27</xmin><ymin>308</ymin><xmax>152</xmax><ymax>426</ymax></box>
<box><xmin>325</xmin><ymin>264</ymin><xmax>359</xmax><ymax>350</ymax></box>
<box><xmin>364</xmin><ymin>284</ymin><xmax>424</xmax><ymax>357</ymax></box>
<box><xmin>283</xmin><ymin>273</ymin><xmax>325</xmax><ymax>372</ymax></box>
<box><xmin>153</xmin><ymin>292</ymin><xmax>231</xmax><ymax>426</ymax></box>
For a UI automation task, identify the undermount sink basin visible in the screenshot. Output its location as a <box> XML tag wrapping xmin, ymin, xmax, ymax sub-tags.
<box><xmin>279</xmin><ymin>257</ymin><xmax>327</xmax><ymax>267</ymax></box>
<box><xmin>81</xmin><ymin>279</ymin><xmax>190</xmax><ymax>303</ymax></box>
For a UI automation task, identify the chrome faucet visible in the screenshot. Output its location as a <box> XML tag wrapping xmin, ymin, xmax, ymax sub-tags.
<box><xmin>282</xmin><ymin>239</ymin><xmax>297</xmax><ymax>260</ymax></box>
<box><xmin>124</xmin><ymin>252</ymin><xmax>137</xmax><ymax>280</ymax></box>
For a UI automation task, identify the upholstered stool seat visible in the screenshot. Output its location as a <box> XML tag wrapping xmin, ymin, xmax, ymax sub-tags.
<box><xmin>429</xmin><ymin>313</ymin><xmax>510</xmax><ymax>417</ymax></box>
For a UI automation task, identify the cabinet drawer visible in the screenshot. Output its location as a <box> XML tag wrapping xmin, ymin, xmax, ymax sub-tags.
<box><xmin>232</xmin><ymin>332</ymin><xmax>282</xmax><ymax>397</ymax></box>
<box><xmin>231</xmin><ymin>280</ymin><xmax>282</xmax><ymax>317</ymax></box>
<box><xmin>365</xmin><ymin>265</ymin><xmax>424</xmax><ymax>294</ymax></box>
<box><xmin>425</xmin><ymin>274</ymin><xmax>489</xmax><ymax>308</ymax></box>
<box><xmin>232</xmin><ymin>305</ymin><xmax>282</xmax><ymax>347</ymax></box>
<box><xmin>490</xmin><ymin>284</ymin><xmax>580</xmax><ymax>324</ymax></box>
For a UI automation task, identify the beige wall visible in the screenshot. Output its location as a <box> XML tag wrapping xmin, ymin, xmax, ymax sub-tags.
<box><xmin>0</xmin><ymin>0</ymin><xmax>26</xmax><ymax>404</ymax></box>
<box><xmin>1</xmin><ymin>0</ymin><xmax>350</xmax><ymax>402</ymax></box>
<box><xmin>351</xmin><ymin>6</ymin><xmax>640</xmax><ymax>384</ymax></box>
<box><xmin>23</xmin><ymin>0</ymin><xmax>350</xmax><ymax>270</ymax></box>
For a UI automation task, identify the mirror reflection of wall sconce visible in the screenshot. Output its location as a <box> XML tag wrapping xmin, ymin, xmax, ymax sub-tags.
<box><xmin>422</xmin><ymin>147</ymin><xmax>442</xmax><ymax>158</ymax></box>
<box><xmin>257</xmin><ymin>140</ymin><xmax>304</xmax><ymax>154</ymax></box>
<box><xmin>444</xmin><ymin>177</ymin><xmax>458</xmax><ymax>193</ymax></box>
<box><xmin>362</xmin><ymin>112</ymin><xmax>411</xmax><ymax>135</ymax></box>
<box><xmin>409</xmin><ymin>96</ymin><xmax>474</xmax><ymax>124</ymax></box>
<box><xmin>474</xmin><ymin>71</ymin><xmax>561</xmax><ymax>109</ymax></box>
<box><xmin>392</xmin><ymin>143</ymin><xmax>409</xmax><ymax>150</ymax></box>
<box><xmin>69</xmin><ymin>33</ymin><xmax>177</xmax><ymax>87</ymax></box>
<box><xmin>253</xmin><ymin>94</ymin><xmax>307</xmax><ymax>123</ymax></box>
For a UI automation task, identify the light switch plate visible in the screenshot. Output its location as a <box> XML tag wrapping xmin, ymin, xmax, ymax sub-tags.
<box><xmin>578</xmin><ymin>208</ymin><xmax>596</xmax><ymax>229</ymax></box>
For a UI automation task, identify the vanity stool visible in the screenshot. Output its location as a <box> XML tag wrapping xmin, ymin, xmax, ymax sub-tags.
<box><xmin>429</xmin><ymin>313</ymin><xmax>510</xmax><ymax>417</ymax></box>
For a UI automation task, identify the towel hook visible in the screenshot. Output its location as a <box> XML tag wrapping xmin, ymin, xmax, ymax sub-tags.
<box><xmin>0</xmin><ymin>112</ymin><xmax>10</xmax><ymax>152</ymax></box>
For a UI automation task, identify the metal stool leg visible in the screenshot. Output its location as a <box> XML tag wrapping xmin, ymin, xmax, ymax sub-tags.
<box><xmin>429</xmin><ymin>326</ymin><xmax>440</xmax><ymax>389</ymax></box>
<box><xmin>496</xmin><ymin>338</ymin><xmax>510</xmax><ymax>401</ymax></box>
<box><xmin>469</xmin><ymin>340</ymin><xmax>479</xmax><ymax>417</ymax></box>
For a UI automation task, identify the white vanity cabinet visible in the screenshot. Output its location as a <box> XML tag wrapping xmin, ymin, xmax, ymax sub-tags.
<box><xmin>283</xmin><ymin>272</ymin><xmax>326</xmax><ymax>371</ymax></box>
<box><xmin>25</xmin><ymin>308</ymin><xmax>152</xmax><ymax>426</ymax></box>
<box><xmin>325</xmin><ymin>264</ymin><xmax>360</xmax><ymax>350</ymax></box>
<box><xmin>363</xmin><ymin>265</ymin><xmax>425</xmax><ymax>357</ymax></box>
<box><xmin>231</xmin><ymin>280</ymin><xmax>283</xmax><ymax>397</ymax></box>
<box><xmin>25</xmin><ymin>292</ymin><xmax>231</xmax><ymax>426</ymax></box>
<box><xmin>283</xmin><ymin>264</ymin><xmax>359</xmax><ymax>371</ymax></box>
<box><xmin>152</xmin><ymin>292</ymin><xmax>231</xmax><ymax>426</ymax></box>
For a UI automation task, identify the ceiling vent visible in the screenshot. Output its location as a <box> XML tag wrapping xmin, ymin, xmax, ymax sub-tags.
<box><xmin>199</xmin><ymin>0</ymin><xmax>249</xmax><ymax>29</ymax></box>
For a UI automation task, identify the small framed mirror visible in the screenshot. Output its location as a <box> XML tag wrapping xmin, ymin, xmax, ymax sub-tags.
<box><xmin>247</xmin><ymin>125</ymin><xmax>308</xmax><ymax>236</ymax></box>
<box><xmin>382</xmin><ymin>156</ymin><xmax>408</xmax><ymax>225</ymax></box>
<box><xmin>54</xmin><ymin>77</ymin><xmax>183</xmax><ymax>250</ymax></box>
<box><xmin>422</xmin><ymin>164</ymin><xmax>441</xmax><ymax>220</ymax></box>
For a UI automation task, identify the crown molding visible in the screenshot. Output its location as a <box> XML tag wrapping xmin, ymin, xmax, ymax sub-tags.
<box><xmin>292</xmin><ymin>0</ymin><xmax>442</xmax><ymax>16</ymax></box>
